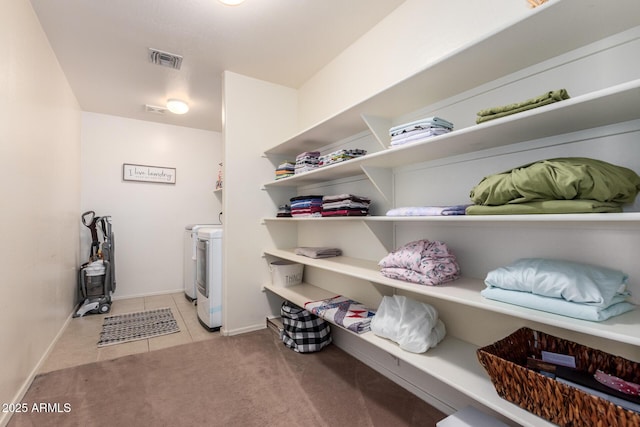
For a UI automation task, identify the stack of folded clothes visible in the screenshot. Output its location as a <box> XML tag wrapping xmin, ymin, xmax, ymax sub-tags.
<box><xmin>276</xmin><ymin>204</ymin><xmax>291</xmax><ymax>218</ymax></box>
<box><xmin>378</xmin><ymin>239</ymin><xmax>460</xmax><ymax>286</ymax></box>
<box><xmin>274</xmin><ymin>161</ymin><xmax>295</xmax><ymax>180</ymax></box>
<box><xmin>481</xmin><ymin>258</ymin><xmax>636</xmax><ymax>321</ymax></box>
<box><xmin>389</xmin><ymin>116</ymin><xmax>453</xmax><ymax>148</ymax></box>
<box><xmin>318</xmin><ymin>149</ymin><xmax>367</xmax><ymax>167</ymax></box>
<box><xmin>321</xmin><ymin>194</ymin><xmax>371</xmax><ymax>217</ymax></box>
<box><xmin>294</xmin><ymin>247</ymin><xmax>342</xmax><ymax>258</ymax></box>
<box><xmin>466</xmin><ymin>157</ymin><xmax>640</xmax><ymax>215</ymax></box>
<box><xmin>294</xmin><ymin>151</ymin><xmax>320</xmax><ymax>174</ymax></box>
<box><xmin>304</xmin><ymin>295</ymin><xmax>375</xmax><ymax>334</ymax></box>
<box><xmin>476</xmin><ymin>88</ymin><xmax>570</xmax><ymax>124</ymax></box>
<box><xmin>290</xmin><ymin>195</ymin><xmax>323</xmax><ymax>217</ymax></box>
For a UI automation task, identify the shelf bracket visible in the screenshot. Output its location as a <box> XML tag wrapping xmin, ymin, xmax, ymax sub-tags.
<box><xmin>361</xmin><ymin>221</ymin><xmax>394</xmax><ymax>253</ymax></box>
<box><xmin>361</xmin><ymin>114</ymin><xmax>391</xmax><ymax>150</ymax></box>
<box><xmin>361</xmin><ymin>165</ymin><xmax>393</xmax><ymax>208</ymax></box>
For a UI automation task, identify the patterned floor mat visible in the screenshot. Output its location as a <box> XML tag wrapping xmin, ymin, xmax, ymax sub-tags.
<box><xmin>97</xmin><ymin>307</ymin><xmax>180</xmax><ymax>347</ymax></box>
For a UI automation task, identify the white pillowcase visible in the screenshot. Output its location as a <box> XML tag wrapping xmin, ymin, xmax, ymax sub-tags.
<box><xmin>484</xmin><ymin>258</ymin><xmax>629</xmax><ymax>308</ymax></box>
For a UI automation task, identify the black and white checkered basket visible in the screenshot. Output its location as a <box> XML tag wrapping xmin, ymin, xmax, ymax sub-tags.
<box><xmin>280</xmin><ymin>301</ymin><xmax>332</xmax><ymax>353</ymax></box>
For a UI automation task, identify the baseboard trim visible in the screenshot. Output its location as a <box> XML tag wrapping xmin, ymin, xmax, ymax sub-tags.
<box><xmin>221</xmin><ymin>323</ymin><xmax>265</xmax><ymax>337</ymax></box>
<box><xmin>0</xmin><ymin>310</ymin><xmax>75</xmax><ymax>427</ymax></box>
<box><xmin>111</xmin><ymin>288</ymin><xmax>184</xmax><ymax>301</ymax></box>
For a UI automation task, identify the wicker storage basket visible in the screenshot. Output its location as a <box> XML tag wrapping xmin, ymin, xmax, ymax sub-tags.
<box><xmin>476</xmin><ymin>327</ymin><xmax>640</xmax><ymax>427</ymax></box>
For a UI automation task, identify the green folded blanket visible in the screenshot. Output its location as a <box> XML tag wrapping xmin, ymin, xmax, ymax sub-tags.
<box><xmin>470</xmin><ymin>157</ymin><xmax>640</xmax><ymax>206</ymax></box>
<box><xmin>476</xmin><ymin>89</ymin><xmax>570</xmax><ymax>124</ymax></box>
<box><xmin>465</xmin><ymin>200</ymin><xmax>623</xmax><ymax>215</ymax></box>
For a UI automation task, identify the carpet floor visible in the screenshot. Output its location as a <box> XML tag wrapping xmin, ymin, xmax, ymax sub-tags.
<box><xmin>9</xmin><ymin>328</ymin><xmax>446</xmax><ymax>427</ymax></box>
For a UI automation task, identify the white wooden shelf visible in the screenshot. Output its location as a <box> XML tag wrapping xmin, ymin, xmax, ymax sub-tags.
<box><xmin>263</xmin><ymin>212</ymin><xmax>640</xmax><ymax>225</ymax></box>
<box><xmin>264</xmin><ymin>0</ymin><xmax>640</xmax><ymax>157</ymax></box>
<box><xmin>263</xmin><ymin>79</ymin><xmax>640</xmax><ymax>188</ymax></box>
<box><xmin>263</xmin><ymin>282</ymin><xmax>554</xmax><ymax>427</ymax></box>
<box><xmin>264</xmin><ymin>248</ymin><xmax>640</xmax><ymax>347</ymax></box>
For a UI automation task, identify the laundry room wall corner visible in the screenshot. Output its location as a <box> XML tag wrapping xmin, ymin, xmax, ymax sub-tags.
<box><xmin>80</xmin><ymin>113</ymin><xmax>222</xmax><ymax>298</ymax></box>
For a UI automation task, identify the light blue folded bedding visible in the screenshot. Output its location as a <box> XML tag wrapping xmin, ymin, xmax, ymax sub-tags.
<box><xmin>484</xmin><ymin>258</ymin><xmax>629</xmax><ymax>308</ymax></box>
<box><xmin>480</xmin><ymin>287</ymin><xmax>635</xmax><ymax>322</ymax></box>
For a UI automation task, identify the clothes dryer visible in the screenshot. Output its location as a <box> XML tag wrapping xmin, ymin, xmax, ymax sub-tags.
<box><xmin>183</xmin><ymin>224</ymin><xmax>220</xmax><ymax>301</ymax></box>
<box><xmin>195</xmin><ymin>227</ymin><xmax>223</xmax><ymax>331</ymax></box>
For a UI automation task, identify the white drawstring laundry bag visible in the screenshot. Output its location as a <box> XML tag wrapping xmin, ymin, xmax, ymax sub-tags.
<box><xmin>371</xmin><ymin>294</ymin><xmax>446</xmax><ymax>353</ymax></box>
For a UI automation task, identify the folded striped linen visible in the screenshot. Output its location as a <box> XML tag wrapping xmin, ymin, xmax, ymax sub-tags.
<box><xmin>389</xmin><ymin>116</ymin><xmax>454</xmax><ymax>148</ymax></box>
<box><xmin>321</xmin><ymin>194</ymin><xmax>371</xmax><ymax>217</ymax></box>
<box><xmin>321</xmin><ymin>209</ymin><xmax>368</xmax><ymax>217</ymax></box>
<box><xmin>304</xmin><ymin>295</ymin><xmax>375</xmax><ymax>334</ymax></box>
<box><xmin>389</xmin><ymin>116</ymin><xmax>454</xmax><ymax>135</ymax></box>
<box><xmin>318</xmin><ymin>149</ymin><xmax>367</xmax><ymax>167</ymax></box>
<box><xmin>294</xmin><ymin>151</ymin><xmax>320</xmax><ymax>174</ymax></box>
<box><xmin>386</xmin><ymin>205</ymin><xmax>471</xmax><ymax>216</ymax></box>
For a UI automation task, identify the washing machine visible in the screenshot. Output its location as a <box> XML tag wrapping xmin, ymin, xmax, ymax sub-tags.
<box><xmin>183</xmin><ymin>224</ymin><xmax>220</xmax><ymax>302</ymax></box>
<box><xmin>195</xmin><ymin>227</ymin><xmax>223</xmax><ymax>331</ymax></box>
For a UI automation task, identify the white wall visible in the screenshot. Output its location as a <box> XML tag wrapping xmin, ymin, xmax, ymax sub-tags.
<box><xmin>81</xmin><ymin>113</ymin><xmax>222</xmax><ymax>298</ymax></box>
<box><xmin>0</xmin><ymin>0</ymin><xmax>81</xmax><ymax>423</ymax></box>
<box><xmin>296</xmin><ymin>0</ymin><xmax>528</xmax><ymax>131</ymax></box>
<box><xmin>221</xmin><ymin>71</ymin><xmax>298</xmax><ymax>334</ymax></box>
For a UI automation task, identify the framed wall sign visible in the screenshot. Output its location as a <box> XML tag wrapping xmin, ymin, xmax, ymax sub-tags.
<box><xmin>123</xmin><ymin>163</ymin><xmax>176</xmax><ymax>184</ymax></box>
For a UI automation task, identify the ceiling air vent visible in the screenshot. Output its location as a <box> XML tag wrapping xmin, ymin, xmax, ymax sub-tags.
<box><xmin>148</xmin><ymin>48</ymin><xmax>183</xmax><ymax>70</ymax></box>
<box><xmin>145</xmin><ymin>104</ymin><xmax>167</xmax><ymax>114</ymax></box>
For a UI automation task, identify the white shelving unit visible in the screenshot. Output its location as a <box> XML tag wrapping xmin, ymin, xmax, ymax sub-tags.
<box><xmin>263</xmin><ymin>248</ymin><xmax>640</xmax><ymax>347</ymax></box>
<box><xmin>263</xmin><ymin>80</ymin><xmax>640</xmax><ymax>190</ymax></box>
<box><xmin>263</xmin><ymin>0</ymin><xmax>640</xmax><ymax>157</ymax></box>
<box><xmin>259</xmin><ymin>1</ymin><xmax>640</xmax><ymax>425</ymax></box>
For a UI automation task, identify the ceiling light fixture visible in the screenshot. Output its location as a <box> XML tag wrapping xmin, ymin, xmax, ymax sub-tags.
<box><xmin>219</xmin><ymin>0</ymin><xmax>245</xmax><ymax>5</ymax></box>
<box><xmin>166</xmin><ymin>99</ymin><xmax>189</xmax><ymax>114</ymax></box>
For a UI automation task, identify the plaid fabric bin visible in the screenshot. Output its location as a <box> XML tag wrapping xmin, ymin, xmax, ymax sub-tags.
<box><xmin>280</xmin><ymin>301</ymin><xmax>332</xmax><ymax>353</ymax></box>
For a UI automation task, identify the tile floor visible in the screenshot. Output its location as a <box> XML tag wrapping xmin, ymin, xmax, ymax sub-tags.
<box><xmin>39</xmin><ymin>292</ymin><xmax>218</xmax><ymax>374</ymax></box>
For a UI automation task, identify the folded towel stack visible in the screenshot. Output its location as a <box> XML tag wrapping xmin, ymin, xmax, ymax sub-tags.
<box><xmin>276</xmin><ymin>204</ymin><xmax>291</xmax><ymax>218</ymax></box>
<box><xmin>318</xmin><ymin>149</ymin><xmax>367</xmax><ymax>167</ymax></box>
<box><xmin>304</xmin><ymin>295</ymin><xmax>375</xmax><ymax>334</ymax></box>
<box><xmin>389</xmin><ymin>116</ymin><xmax>453</xmax><ymax>148</ymax></box>
<box><xmin>378</xmin><ymin>239</ymin><xmax>460</xmax><ymax>286</ymax></box>
<box><xmin>476</xmin><ymin>89</ymin><xmax>570</xmax><ymax>124</ymax></box>
<box><xmin>294</xmin><ymin>151</ymin><xmax>320</xmax><ymax>174</ymax></box>
<box><xmin>294</xmin><ymin>247</ymin><xmax>342</xmax><ymax>258</ymax></box>
<box><xmin>322</xmin><ymin>194</ymin><xmax>371</xmax><ymax>217</ymax></box>
<box><xmin>290</xmin><ymin>195</ymin><xmax>323</xmax><ymax>218</ymax></box>
<box><xmin>275</xmin><ymin>161</ymin><xmax>295</xmax><ymax>180</ymax></box>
